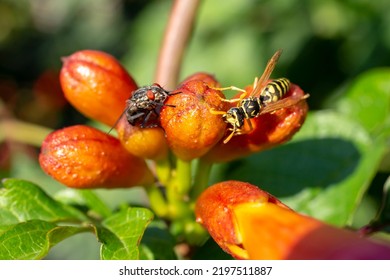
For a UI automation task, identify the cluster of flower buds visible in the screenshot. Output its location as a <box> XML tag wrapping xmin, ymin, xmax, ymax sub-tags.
<box><xmin>38</xmin><ymin>50</ymin><xmax>390</xmax><ymax>260</ymax></box>
<box><xmin>40</xmin><ymin>50</ymin><xmax>308</xmax><ymax>188</ymax></box>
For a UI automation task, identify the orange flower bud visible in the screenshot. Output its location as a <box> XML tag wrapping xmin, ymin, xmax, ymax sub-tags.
<box><xmin>180</xmin><ymin>72</ymin><xmax>220</xmax><ymax>88</ymax></box>
<box><xmin>160</xmin><ymin>79</ymin><xmax>228</xmax><ymax>161</ymax></box>
<box><xmin>39</xmin><ymin>125</ymin><xmax>153</xmax><ymax>189</ymax></box>
<box><xmin>204</xmin><ymin>83</ymin><xmax>308</xmax><ymax>162</ymax></box>
<box><xmin>196</xmin><ymin>181</ymin><xmax>390</xmax><ymax>260</ymax></box>
<box><xmin>116</xmin><ymin>114</ymin><xmax>168</xmax><ymax>160</ymax></box>
<box><xmin>60</xmin><ymin>50</ymin><xmax>138</xmax><ymax>127</ymax></box>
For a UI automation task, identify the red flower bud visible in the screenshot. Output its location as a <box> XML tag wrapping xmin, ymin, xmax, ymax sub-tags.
<box><xmin>160</xmin><ymin>78</ymin><xmax>228</xmax><ymax>161</ymax></box>
<box><xmin>39</xmin><ymin>125</ymin><xmax>153</xmax><ymax>188</ymax></box>
<box><xmin>60</xmin><ymin>50</ymin><xmax>138</xmax><ymax>127</ymax></box>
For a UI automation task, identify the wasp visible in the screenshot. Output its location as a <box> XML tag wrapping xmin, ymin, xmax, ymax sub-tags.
<box><xmin>211</xmin><ymin>50</ymin><xmax>309</xmax><ymax>143</ymax></box>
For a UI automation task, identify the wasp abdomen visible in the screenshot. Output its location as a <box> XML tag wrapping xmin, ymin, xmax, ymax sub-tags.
<box><xmin>260</xmin><ymin>78</ymin><xmax>290</xmax><ymax>104</ymax></box>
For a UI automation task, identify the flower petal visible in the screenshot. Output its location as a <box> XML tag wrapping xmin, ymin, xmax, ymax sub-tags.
<box><xmin>235</xmin><ymin>202</ymin><xmax>390</xmax><ymax>259</ymax></box>
<box><xmin>196</xmin><ymin>181</ymin><xmax>390</xmax><ymax>259</ymax></box>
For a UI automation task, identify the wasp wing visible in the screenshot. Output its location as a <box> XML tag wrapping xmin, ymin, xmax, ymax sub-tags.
<box><xmin>250</xmin><ymin>49</ymin><xmax>283</xmax><ymax>97</ymax></box>
<box><xmin>259</xmin><ymin>94</ymin><xmax>309</xmax><ymax>115</ymax></box>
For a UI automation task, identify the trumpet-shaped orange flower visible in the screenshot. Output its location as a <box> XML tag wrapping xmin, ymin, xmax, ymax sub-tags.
<box><xmin>195</xmin><ymin>181</ymin><xmax>390</xmax><ymax>259</ymax></box>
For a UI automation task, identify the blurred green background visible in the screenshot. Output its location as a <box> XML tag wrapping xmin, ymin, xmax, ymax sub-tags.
<box><xmin>1</xmin><ymin>0</ymin><xmax>390</xmax><ymax>259</ymax></box>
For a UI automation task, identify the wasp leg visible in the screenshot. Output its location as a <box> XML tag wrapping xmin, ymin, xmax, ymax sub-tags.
<box><xmin>223</xmin><ymin>119</ymin><xmax>254</xmax><ymax>144</ymax></box>
<box><xmin>224</xmin><ymin>93</ymin><xmax>248</xmax><ymax>103</ymax></box>
<box><xmin>210</xmin><ymin>86</ymin><xmax>248</xmax><ymax>103</ymax></box>
<box><xmin>234</xmin><ymin>119</ymin><xmax>253</xmax><ymax>135</ymax></box>
<box><xmin>223</xmin><ymin>130</ymin><xmax>235</xmax><ymax>144</ymax></box>
<box><xmin>247</xmin><ymin>119</ymin><xmax>253</xmax><ymax>133</ymax></box>
<box><xmin>209</xmin><ymin>108</ymin><xmax>227</xmax><ymax>115</ymax></box>
<box><xmin>210</xmin><ymin>86</ymin><xmax>246</xmax><ymax>93</ymax></box>
<box><xmin>223</xmin><ymin>126</ymin><xmax>240</xmax><ymax>144</ymax></box>
<box><xmin>218</xmin><ymin>93</ymin><xmax>248</xmax><ymax>103</ymax></box>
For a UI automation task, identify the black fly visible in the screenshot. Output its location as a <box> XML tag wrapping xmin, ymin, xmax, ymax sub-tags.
<box><xmin>108</xmin><ymin>83</ymin><xmax>178</xmax><ymax>134</ymax></box>
<box><xmin>125</xmin><ymin>83</ymin><xmax>178</xmax><ymax>128</ymax></box>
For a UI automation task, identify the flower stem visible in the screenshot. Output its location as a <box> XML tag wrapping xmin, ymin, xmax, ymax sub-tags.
<box><xmin>191</xmin><ymin>158</ymin><xmax>213</xmax><ymax>199</ymax></box>
<box><xmin>155</xmin><ymin>157</ymin><xmax>172</xmax><ymax>187</ymax></box>
<box><xmin>165</xmin><ymin>157</ymin><xmax>191</xmax><ymax>219</ymax></box>
<box><xmin>1</xmin><ymin>119</ymin><xmax>52</xmax><ymax>147</ymax></box>
<box><xmin>176</xmin><ymin>158</ymin><xmax>192</xmax><ymax>195</ymax></box>
<box><xmin>155</xmin><ymin>0</ymin><xmax>201</xmax><ymax>88</ymax></box>
<box><xmin>145</xmin><ymin>184</ymin><xmax>169</xmax><ymax>218</ymax></box>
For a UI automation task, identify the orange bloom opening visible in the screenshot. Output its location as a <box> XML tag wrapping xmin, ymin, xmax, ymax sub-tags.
<box><xmin>196</xmin><ymin>181</ymin><xmax>390</xmax><ymax>260</ymax></box>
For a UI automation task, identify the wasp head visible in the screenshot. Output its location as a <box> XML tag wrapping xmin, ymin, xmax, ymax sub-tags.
<box><xmin>223</xmin><ymin>107</ymin><xmax>245</xmax><ymax>129</ymax></box>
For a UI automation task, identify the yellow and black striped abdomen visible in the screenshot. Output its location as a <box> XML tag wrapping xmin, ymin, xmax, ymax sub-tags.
<box><xmin>260</xmin><ymin>78</ymin><xmax>290</xmax><ymax>104</ymax></box>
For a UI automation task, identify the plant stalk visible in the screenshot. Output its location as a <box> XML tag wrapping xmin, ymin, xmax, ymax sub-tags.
<box><xmin>191</xmin><ymin>158</ymin><xmax>213</xmax><ymax>199</ymax></box>
<box><xmin>1</xmin><ymin>119</ymin><xmax>52</xmax><ymax>147</ymax></box>
<box><xmin>155</xmin><ymin>0</ymin><xmax>201</xmax><ymax>89</ymax></box>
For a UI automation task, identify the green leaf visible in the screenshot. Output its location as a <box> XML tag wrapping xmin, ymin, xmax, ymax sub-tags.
<box><xmin>332</xmin><ymin>68</ymin><xmax>390</xmax><ymax>137</ymax></box>
<box><xmin>225</xmin><ymin>111</ymin><xmax>386</xmax><ymax>226</ymax></box>
<box><xmin>0</xmin><ymin>220</ymin><xmax>90</xmax><ymax>259</ymax></box>
<box><xmin>362</xmin><ymin>176</ymin><xmax>390</xmax><ymax>235</ymax></box>
<box><xmin>55</xmin><ymin>189</ymin><xmax>112</xmax><ymax>219</ymax></box>
<box><xmin>0</xmin><ymin>178</ymin><xmax>86</xmax><ymax>227</ymax></box>
<box><xmin>192</xmin><ymin>238</ymin><xmax>234</xmax><ymax>260</ymax></box>
<box><xmin>77</xmin><ymin>190</ymin><xmax>112</xmax><ymax>218</ymax></box>
<box><xmin>97</xmin><ymin>207</ymin><xmax>153</xmax><ymax>260</ymax></box>
<box><xmin>139</xmin><ymin>220</ymin><xmax>177</xmax><ymax>260</ymax></box>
